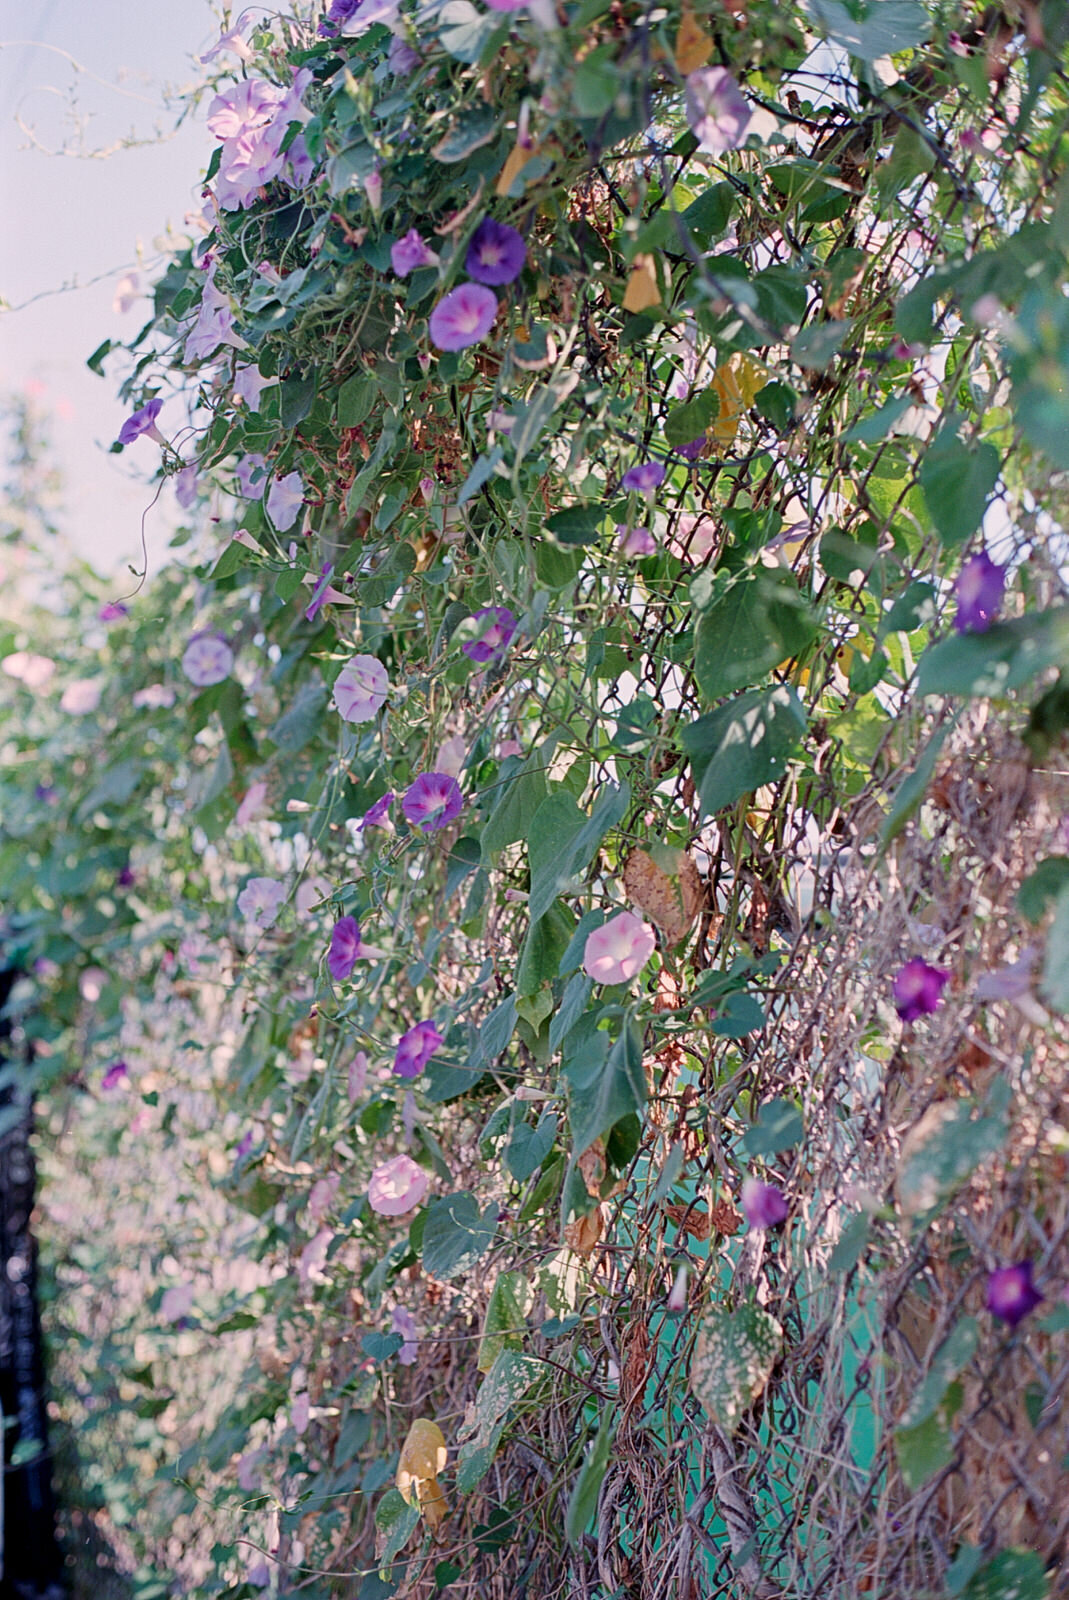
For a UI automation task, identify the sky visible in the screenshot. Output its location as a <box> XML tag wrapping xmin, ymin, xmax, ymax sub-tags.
<box><xmin>0</xmin><ymin>0</ymin><xmax>224</xmax><ymax>577</ymax></box>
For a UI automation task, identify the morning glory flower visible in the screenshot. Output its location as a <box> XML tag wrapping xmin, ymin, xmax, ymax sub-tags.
<box><xmin>98</xmin><ymin>602</ymin><xmax>129</xmax><ymax>623</ymax></box>
<box><xmin>893</xmin><ymin>958</ymin><xmax>950</xmax><ymax>1021</ymax></box>
<box><xmin>361</xmin><ymin>791</ymin><xmax>395</xmax><ymax>829</ymax></box>
<box><xmin>340</xmin><ymin>0</ymin><xmax>402</xmax><ymax>34</ymax></box>
<box><xmin>391</xmin><ymin>229</ymin><xmax>439</xmax><ymax>277</ymax></box>
<box><xmin>332</xmin><ymin>655</ymin><xmax>390</xmax><ymax>723</ymax></box>
<box><xmin>388</xmin><ymin>35</ymin><xmax>421</xmax><ymax>74</ymax></box>
<box><xmin>327</xmin><ymin>915</ymin><xmax>365</xmax><ymax>982</ymax></box>
<box><xmin>621</xmin><ymin>460</ymin><xmax>666</xmax><ymax>493</ymax></box>
<box><xmin>741</xmin><ymin>1178</ymin><xmax>788</xmax><ymax>1231</ymax></box>
<box><xmin>462</xmin><ymin>605</ymin><xmax>517</xmax><ymax>663</ymax></box>
<box><xmin>666</xmin><ymin>1265</ymin><xmax>689</xmax><ymax>1312</ymax></box>
<box><xmin>266</xmin><ymin>471</ymin><xmax>304</xmax><ymax>532</ymax></box>
<box><xmin>305</xmin><ymin>563</ymin><xmax>335</xmax><ymax>623</ymax></box>
<box><xmin>199</xmin><ymin>24</ymin><xmax>255</xmax><ymax>63</ymax></box>
<box><xmin>206</xmin><ymin>80</ymin><xmax>286</xmax><ymax>142</ymax></box>
<box><xmin>60</xmin><ymin>679</ymin><xmax>103</xmax><ymax>715</ymax></box>
<box><xmin>235</xmin><ymin>454</ymin><xmax>267</xmax><ymax>498</ymax></box>
<box><xmin>465</xmin><ymin>218</ymin><xmax>527</xmax><ymax>286</ymax></box>
<box><xmin>113</xmin><ymin>271</ymin><xmax>141</xmax><ymax>314</ymax></box>
<box><xmin>675</xmin><ymin>436</ymin><xmax>706</xmax><ymax>461</ymax></box>
<box><xmin>181</xmin><ymin>632</ymin><xmax>234</xmax><ymax>687</ymax></box>
<box><xmin>617</xmin><ymin>524</ymin><xmax>657</xmax><ymax>556</ymax></box>
<box><xmin>391</xmin><ymin>1305</ymin><xmax>419</xmax><ymax>1363</ymax></box>
<box><xmin>101</xmin><ymin>1060</ymin><xmax>129</xmax><ymax>1091</ymax></box>
<box><xmin>684</xmin><ymin>67</ymin><xmax>752</xmax><ymax>153</ymax></box>
<box><xmin>118</xmin><ymin>398</ymin><xmax>165</xmax><ymax>447</ymax></box>
<box><xmin>367</xmin><ymin>1154</ymin><xmax>429</xmax><ymax>1216</ymax></box>
<box><xmin>401</xmin><ymin>772</ymin><xmax>464</xmax><ymax>831</ymax></box>
<box><xmin>319</xmin><ymin>0</ymin><xmax>362</xmax><ymax>35</ymax></box>
<box><xmin>237</xmin><ymin>876</ymin><xmax>287</xmax><ymax>930</ymax></box>
<box><xmin>233</xmin><ymin>364</ymin><xmax>278</xmax><ymax>411</ymax></box>
<box><xmin>583</xmin><ymin>911</ymin><xmax>656</xmax><ymax>985</ymax></box>
<box><xmin>184</xmin><ymin>271</ymin><xmax>246</xmax><ymax>360</ymax></box>
<box><xmin>2</xmin><ymin>651</ymin><xmax>55</xmax><ymax>690</ymax></box>
<box><xmin>986</xmin><ymin>1261</ymin><xmax>1043</xmax><ymax>1326</ymax></box>
<box><xmin>394</xmin><ymin>1019</ymin><xmax>444</xmax><ymax>1079</ymax></box>
<box><xmin>429</xmin><ymin>283</ymin><xmax>499</xmax><ymax>351</ymax></box>
<box><xmin>131</xmin><ymin>683</ymin><xmax>176</xmax><ymax>710</ymax></box>
<box><xmin>667</xmin><ymin>513</ymin><xmax>718</xmax><ymax>562</ymax></box>
<box><xmin>954</xmin><ymin>553</ymin><xmax>1006</xmax><ymax>634</ymax></box>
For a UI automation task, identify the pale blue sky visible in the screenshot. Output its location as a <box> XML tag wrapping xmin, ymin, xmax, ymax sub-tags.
<box><xmin>0</xmin><ymin>0</ymin><xmax>224</xmax><ymax>574</ymax></box>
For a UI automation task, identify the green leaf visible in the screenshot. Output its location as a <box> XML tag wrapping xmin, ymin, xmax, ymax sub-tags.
<box><xmin>844</xmin><ymin>394</ymin><xmax>913</xmax><ymax>443</ymax></box>
<box><xmin>481</xmin><ymin>747</ymin><xmax>550</xmax><ymax>860</ymax></box>
<box><xmin>739</xmin><ymin>1096</ymin><xmax>802</xmax><ymax>1156</ymax></box>
<box><xmin>960</xmin><ymin>1550</ymin><xmax>1050</xmax><ymax>1600</ymax></box>
<box><xmin>456</xmin><ymin>1350</ymin><xmax>541</xmax><ymax>1489</ymax></box>
<box><xmin>269</xmin><ymin>677</ymin><xmax>328</xmax><ymax>756</ymax></box>
<box><xmin>1017</xmin><ymin>856</ymin><xmax>1069</xmax><ymax>922</ymax></box>
<box><xmin>881</xmin><ymin>579</ymin><xmax>937</xmax><ymax>634</ymax></box>
<box><xmin>895</xmin><ymin>1383</ymin><xmax>961</xmax><ymax>1491</ymax></box>
<box><xmin>572</xmin><ymin>47</ymin><xmax>619</xmax><ymax>118</ymax></box>
<box><xmin>432</xmin><ymin>107</ymin><xmax>498</xmax><ymax>162</ymax></box>
<box><xmin>1041</xmin><ymin>883</ymin><xmax>1069</xmax><ymax>1010</ymax></box>
<box><xmin>478</xmin><ymin>1270</ymin><xmax>531</xmax><ymax>1372</ymax></box>
<box><xmin>690</xmin><ymin>1304</ymin><xmax>783</xmax><ymax>1433</ymax></box>
<box><xmin>828</xmin><ymin>1211</ymin><xmax>871</xmax><ymax>1274</ymax></box>
<box><xmin>422</xmin><ymin>1192</ymin><xmax>498</xmax><ymax>1279</ymax></box>
<box><xmin>436</xmin><ymin>0</ymin><xmax>506</xmax><ymax>63</ymax></box>
<box><xmin>565</xmin><ymin>1409</ymin><xmax>615</xmax><ymax>1547</ymax></box>
<box><xmin>710</xmin><ymin>989</ymin><xmax>766</xmax><ymax>1038</ymax></box>
<box><xmin>564</xmin><ymin>1019</ymin><xmax>646</xmax><ymax>1155</ymax></box>
<box><xmin>896</xmin><ymin>1100</ymin><xmax>1007</xmax><ymax>1218</ymax></box>
<box><xmin>527</xmin><ymin>783</ymin><xmax>630</xmax><ymax>925</ymax></box>
<box><xmin>806</xmin><ymin>0</ymin><xmax>927</xmax><ymax>61</ymax></box>
<box><xmin>790</xmin><ymin>319</ymin><xmax>852</xmax><ymax>371</ymax></box>
<box><xmin>680</xmin><ymin>182</ymin><xmax>735</xmax><ymax>246</ymax></box>
<box><xmin>683</xmin><ymin>686</ymin><xmax>806</xmax><ymax>815</ymax></box>
<box><xmin>338</xmin><ymin>373</ymin><xmax>376</xmax><ymax>428</ymax></box>
<box><xmin>362</xmin><ymin>1331</ymin><xmax>404</xmax><ymax>1362</ymax></box>
<box><xmin>375</xmin><ymin>1488</ymin><xmax>420</xmax><ymax>1572</ymax></box>
<box><xmin>548</xmin><ymin>973</ymin><xmax>591</xmax><ymax>1051</ymax></box>
<box><xmin>916</xmin><ymin>610</ymin><xmax>1069</xmax><ymax>698</ymax></box>
<box><xmin>517</xmin><ymin>902</ymin><xmax>576</xmax><ymax>998</ymax></box>
<box><xmin>546</xmin><ymin>505</ymin><xmax>605</xmax><ymax>546</ymax></box>
<box><xmin>693</xmin><ymin>571</ymin><xmax>815</xmax><ymax>700</ymax></box>
<box><xmin>457</xmin><ymin>445</ymin><xmax>504</xmax><ymax>506</ymax></box>
<box><xmin>279</xmin><ymin>371</ymin><xmax>317</xmax><ymax>429</ymax></box>
<box><xmin>664</xmin><ymin>390</ymin><xmax>719</xmax><ymax>448</ymax></box>
<box><xmin>881</xmin><ymin>722</ymin><xmax>951</xmax><ymax>844</ymax></box>
<box><xmin>506</xmin><ymin>1111</ymin><xmax>558</xmax><ymax>1182</ymax></box>
<box><xmin>898</xmin><ymin>1318</ymin><xmax>978</xmax><ymax>1430</ymax></box>
<box><xmin>918</xmin><ymin>430</ymin><xmax>1000</xmax><ymax>545</ymax></box>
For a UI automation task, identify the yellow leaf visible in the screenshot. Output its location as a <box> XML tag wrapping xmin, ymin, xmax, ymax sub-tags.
<box><xmin>622</xmin><ymin>254</ymin><xmax>661</xmax><ymax>313</ymax></box>
<box><xmin>675</xmin><ymin>4</ymin><xmax>713</xmax><ymax>73</ymax></box>
<box><xmin>396</xmin><ymin>1418</ymin><xmax>448</xmax><ymax>1509</ymax></box>
<box><xmin>497</xmin><ymin>140</ymin><xmax>538</xmax><ymax>197</ymax></box>
<box><xmin>710</xmin><ymin>353</ymin><xmax>765</xmax><ymax>448</ymax></box>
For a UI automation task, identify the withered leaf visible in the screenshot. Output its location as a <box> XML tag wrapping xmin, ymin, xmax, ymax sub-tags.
<box><xmin>563</xmin><ymin>1206</ymin><xmax>603</xmax><ymax>1258</ymax></box>
<box><xmin>622</xmin><ymin>254</ymin><xmax>661</xmax><ymax>313</ymax></box>
<box><xmin>624</xmin><ymin>846</ymin><xmax>704</xmax><ymax>945</ymax></box>
<box><xmin>675</xmin><ymin>3</ymin><xmax>713</xmax><ymax>72</ymax></box>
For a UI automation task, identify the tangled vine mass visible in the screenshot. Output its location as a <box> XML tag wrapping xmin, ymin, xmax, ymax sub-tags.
<box><xmin>2</xmin><ymin>0</ymin><xmax>1069</xmax><ymax>1594</ymax></box>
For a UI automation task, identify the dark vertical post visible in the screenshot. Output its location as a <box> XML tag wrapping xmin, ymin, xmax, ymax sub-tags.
<box><xmin>0</xmin><ymin>961</ymin><xmax>64</xmax><ymax>1598</ymax></box>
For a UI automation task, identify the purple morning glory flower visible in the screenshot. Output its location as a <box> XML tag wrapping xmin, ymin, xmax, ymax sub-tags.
<box><xmin>893</xmin><ymin>958</ymin><xmax>950</xmax><ymax>1021</ymax></box>
<box><xmin>235</xmin><ymin>1129</ymin><xmax>255</xmax><ymax>1160</ymax></box>
<box><xmin>391</xmin><ymin>229</ymin><xmax>438</xmax><ymax>277</ymax></box>
<box><xmin>117</xmin><ymin>865</ymin><xmax>136</xmax><ymax>888</ymax></box>
<box><xmin>986</xmin><ymin>1260</ymin><xmax>1043</xmax><ymax>1327</ymax></box>
<box><xmin>621</xmin><ymin>460</ymin><xmax>666</xmax><ymax>493</ymax></box>
<box><xmin>394</xmin><ymin>1019</ymin><xmax>444</xmax><ymax>1079</ymax></box>
<box><xmin>401</xmin><ymin>772</ymin><xmax>464</xmax><ymax>831</ymax></box>
<box><xmin>740</xmin><ymin>1178</ymin><xmax>788</xmax><ymax>1231</ymax></box>
<box><xmin>34</xmin><ymin>784</ymin><xmax>58</xmax><ymax>805</ymax></box>
<box><xmin>98</xmin><ymin>602</ymin><xmax>130</xmax><ymax>622</ymax></box>
<box><xmin>101</xmin><ymin>1060</ymin><xmax>129</xmax><ymax>1091</ymax></box>
<box><xmin>305</xmin><ymin>563</ymin><xmax>335</xmax><ymax>623</ymax></box>
<box><xmin>675</xmin><ymin>436</ymin><xmax>705</xmax><ymax>461</ymax></box>
<box><xmin>360</xmin><ymin>791</ymin><xmax>394</xmax><ymax>829</ymax></box>
<box><xmin>118</xmin><ymin>398</ymin><xmax>164</xmax><ymax>446</ymax></box>
<box><xmin>327</xmin><ymin>915</ymin><xmax>363</xmax><ymax>982</ymax></box>
<box><xmin>266</xmin><ymin>471</ymin><xmax>304</xmax><ymax>532</ymax></box>
<box><xmin>465</xmin><ymin>218</ymin><xmax>526</xmax><ymax>286</ymax></box>
<box><xmin>462</xmin><ymin>605</ymin><xmax>517</xmax><ymax>663</ymax></box>
<box><xmin>388</xmin><ymin>35</ymin><xmax>421</xmax><ymax>74</ymax></box>
<box><xmin>954</xmin><ymin>553</ymin><xmax>1006</xmax><ymax>634</ymax></box>
<box><xmin>319</xmin><ymin>0</ymin><xmax>362</xmax><ymax>34</ymax></box>
<box><xmin>235</xmin><ymin>453</ymin><xmax>267</xmax><ymax>498</ymax></box>
<box><xmin>429</xmin><ymin>284</ymin><xmax>499</xmax><ymax>352</ymax></box>
<box><xmin>684</xmin><ymin>66</ymin><xmax>752</xmax><ymax>153</ymax></box>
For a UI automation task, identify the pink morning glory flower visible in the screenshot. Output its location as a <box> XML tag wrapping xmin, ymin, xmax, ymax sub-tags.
<box><xmin>118</xmin><ymin>398</ymin><xmax>165</xmax><ymax>447</ymax></box>
<box><xmin>621</xmin><ymin>460</ymin><xmax>666</xmax><ymax>493</ymax></box>
<box><xmin>236</xmin><ymin>781</ymin><xmax>269</xmax><ymax>827</ymax></box>
<box><xmin>462</xmin><ymin>605</ymin><xmax>517</xmax><ymax>662</ymax></box>
<box><xmin>429</xmin><ymin>283</ymin><xmax>499</xmax><ymax>352</ymax></box>
<box><xmin>617</xmin><ymin>524</ymin><xmax>656</xmax><ymax>556</ymax></box>
<box><xmin>684</xmin><ymin>67</ymin><xmax>752</xmax><ymax>153</ymax></box>
<box><xmin>327</xmin><ymin>915</ymin><xmax>364</xmax><ymax>981</ymax></box>
<box><xmin>332</xmin><ymin>655</ymin><xmax>390</xmax><ymax>723</ymax></box>
<box><xmin>182</xmin><ymin>632</ymin><xmax>234</xmax><ymax>687</ymax></box>
<box><xmin>131</xmin><ymin>683</ymin><xmax>175</xmax><ymax>709</ymax></box>
<box><xmin>305</xmin><ymin>562</ymin><xmax>335</xmax><ymax>623</ymax></box>
<box><xmin>235</xmin><ymin>454</ymin><xmax>267</xmax><ymax>498</ymax></box>
<box><xmin>741</xmin><ymin>1178</ymin><xmax>788</xmax><ymax>1231</ymax></box>
<box><xmin>340</xmin><ymin>0</ymin><xmax>401</xmax><ymax>34</ymax></box>
<box><xmin>361</xmin><ymin>791</ymin><xmax>395</xmax><ymax>828</ymax></box>
<box><xmin>986</xmin><ymin>1261</ymin><xmax>1043</xmax><ymax>1327</ymax></box>
<box><xmin>394</xmin><ymin>1019</ymin><xmax>444</xmax><ymax>1079</ymax></box>
<box><xmin>348</xmin><ymin>1050</ymin><xmax>369</xmax><ymax>1103</ymax></box>
<box><xmin>954</xmin><ymin>553</ymin><xmax>1006</xmax><ymax>634</ymax></box>
<box><xmin>296</xmin><ymin>873</ymin><xmax>333</xmax><ymax>919</ymax></box>
<box><xmin>2</xmin><ymin>651</ymin><xmax>55</xmax><ymax>690</ymax></box>
<box><xmin>401</xmin><ymin>771</ymin><xmax>465</xmax><ymax>831</ymax></box>
<box><xmin>60</xmin><ymin>679</ymin><xmax>103</xmax><ymax>715</ymax></box>
<box><xmin>236</xmin><ymin>876</ymin><xmax>287</xmax><ymax>929</ymax></box>
<box><xmin>893</xmin><ymin>958</ymin><xmax>950</xmax><ymax>1021</ymax></box>
<box><xmin>391</xmin><ymin>229</ymin><xmax>438</xmax><ymax>277</ymax></box>
<box><xmin>199</xmin><ymin>24</ymin><xmax>255</xmax><ymax>64</ymax></box>
<box><xmin>668</xmin><ymin>513</ymin><xmax>718</xmax><ymax>562</ymax></box>
<box><xmin>367</xmin><ymin>1154</ymin><xmax>429</xmax><ymax>1216</ymax></box>
<box><xmin>583</xmin><ymin>910</ymin><xmax>656</xmax><ymax>985</ymax></box>
<box><xmin>391</xmin><ymin>1305</ymin><xmax>419</xmax><ymax>1363</ymax></box>
<box><xmin>101</xmin><ymin>1060</ymin><xmax>129</xmax><ymax>1091</ymax></box>
<box><xmin>266</xmin><ymin>471</ymin><xmax>304</xmax><ymax>532</ymax></box>
<box><xmin>666</xmin><ymin>1264</ymin><xmax>689</xmax><ymax>1312</ymax></box>
<box><xmin>465</xmin><ymin>217</ymin><xmax>527</xmax><ymax>286</ymax></box>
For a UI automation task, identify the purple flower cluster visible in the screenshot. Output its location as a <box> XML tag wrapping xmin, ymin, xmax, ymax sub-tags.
<box><xmin>206</xmin><ymin>71</ymin><xmax>313</xmax><ymax>212</ymax></box>
<box><xmin>422</xmin><ymin>215</ymin><xmax>527</xmax><ymax>353</ymax></box>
